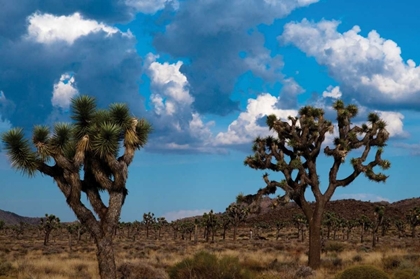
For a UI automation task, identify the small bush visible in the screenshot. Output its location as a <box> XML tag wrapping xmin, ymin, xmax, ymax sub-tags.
<box><xmin>322</xmin><ymin>257</ymin><xmax>343</xmax><ymax>270</ymax></box>
<box><xmin>335</xmin><ymin>265</ymin><xmax>390</xmax><ymax>279</ymax></box>
<box><xmin>382</xmin><ymin>256</ymin><xmax>402</xmax><ymax>270</ymax></box>
<box><xmin>352</xmin><ymin>255</ymin><xmax>363</xmax><ymax>263</ymax></box>
<box><xmin>169</xmin><ymin>250</ymin><xmax>253</xmax><ymax>279</ymax></box>
<box><xmin>325</xmin><ymin>242</ymin><xmax>345</xmax><ymax>254</ymax></box>
<box><xmin>0</xmin><ymin>261</ymin><xmax>13</xmax><ymax>276</ymax></box>
<box><xmin>118</xmin><ymin>262</ymin><xmax>169</xmax><ymax>279</ymax></box>
<box><xmin>392</xmin><ymin>269</ymin><xmax>416</xmax><ymax>279</ymax></box>
<box><xmin>295</xmin><ymin>266</ymin><xmax>315</xmax><ymax>278</ymax></box>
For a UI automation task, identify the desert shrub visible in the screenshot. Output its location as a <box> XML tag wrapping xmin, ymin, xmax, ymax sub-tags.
<box><xmin>382</xmin><ymin>256</ymin><xmax>403</xmax><ymax>270</ymax></box>
<box><xmin>295</xmin><ymin>266</ymin><xmax>315</xmax><ymax>278</ymax></box>
<box><xmin>335</xmin><ymin>265</ymin><xmax>390</xmax><ymax>279</ymax></box>
<box><xmin>352</xmin><ymin>255</ymin><xmax>363</xmax><ymax>263</ymax></box>
<box><xmin>242</xmin><ymin>257</ymin><xmax>267</xmax><ymax>272</ymax></box>
<box><xmin>325</xmin><ymin>241</ymin><xmax>345</xmax><ymax>254</ymax></box>
<box><xmin>118</xmin><ymin>262</ymin><xmax>169</xmax><ymax>279</ymax></box>
<box><xmin>392</xmin><ymin>269</ymin><xmax>417</xmax><ymax>279</ymax></box>
<box><xmin>169</xmin><ymin>250</ymin><xmax>253</xmax><ymax>279</ymax></box>
<box><xmin>0</xmin><ymin>261</ymin><xmax>13</xmax><ymax>276</ymax></box>
<box><xmin>322</xmin><ymin>257</ymin><xmax>343</xmax><ymax>270</ymax></box>
<box><xmin>403</xmin><ymin>254</ymin><xmax>420</xmax><ymax>262</ymax></box>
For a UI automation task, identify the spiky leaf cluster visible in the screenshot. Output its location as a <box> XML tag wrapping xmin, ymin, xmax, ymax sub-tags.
<box><xmin>1</xmin><ymin>95</ymin><xmax>151</xmax><ymax>185</ymax></box>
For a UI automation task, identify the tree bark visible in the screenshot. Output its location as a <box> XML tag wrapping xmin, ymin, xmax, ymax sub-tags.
<box><xmin>95</xmin><ymin>235</ymin><xmax>116</xmax><ymax>279</ymax></box>
<box><xmin>306</xmin><ymin>200</ymin><xmax>324</xmax><ymax>270</ymax></box>
<box><xmin>308</xmin><ymin>216</ymin><xmax>322</xmax><ymax>269</ymax></box>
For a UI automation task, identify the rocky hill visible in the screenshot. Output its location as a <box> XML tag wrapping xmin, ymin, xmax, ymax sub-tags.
<box><xmin>1</xmin><ymin>197</ymin><xmax>419</xmax><ymax>226</ymax></box>
<box><xmin>245</xmin><ymin>197</ymin><xmax>420</xmax><ymax>225</ymax></box>
<box><xmin>0</xmin><ymin>209</ymin><xmax>41</xmax><ymax>226</ymax></box>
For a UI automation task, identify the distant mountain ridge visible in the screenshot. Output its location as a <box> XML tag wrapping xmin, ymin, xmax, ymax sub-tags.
<box><xmin>0</xmin><ymin>209</ymin><xmax>41</xmax><ymax>225</ymax></box>
<box><xmin>1</xmin><ymin>198</ymin><xmax>419</xmax><ymax>226</ymax></box>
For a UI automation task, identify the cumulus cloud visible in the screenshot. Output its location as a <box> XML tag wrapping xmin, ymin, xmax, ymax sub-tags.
<box><xmin>216</xmin><ymin>93</ymin><xmax>297</xmax><ymax>145</ymax></box>
<box><xmin>322</xmin><ymin>85</ymin><xmax>342</xmax><ymax>99</ymax></box>
<box><xmin>154</xmin><ymin>0</ymin><xmax>318</xmax><ymax>115</ymax></box>
<box><xmin>125</xmin><ymin>0</ymin><xmax>178</xmax><ymax>14</ymax></box>
<box><xmin>51</xmin><ymin>73</ymin><xmax>79</xmax><ymax>109</ymax></box>
<box><xmin>145</xmin><ymin>55</ymin><xmax>218</xmax><ymax>153</ymax></box>
<box><xmin>376</xmin><ymin>111</ymin><xmax>407</xmax><ymax>138</ymax></box>
<box><xmin>163</xmin><ymin>209</ymin><xmax>210</xmax><ymax>222</ymax></box>
<box><xmin>26</xmin><ymin>12</ymin><xmax>128</xmax><ymax>45</ymax></box>
<box><xmin>0</xmin><ymin>10</ymin><xmax>144</xmax><ymax>131</ymax></box>
<box><xmin>280</xmin><ymin>19</ymin><xmax>420</xmax><ymax>110</ymax></box>
<box><xmin>0</xmin><ymin>0</ymin><xmax>150</xmax><ymax>41</ymax></box>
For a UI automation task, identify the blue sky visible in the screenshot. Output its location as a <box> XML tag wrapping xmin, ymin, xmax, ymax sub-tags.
<box><xmin>1</xmin><ymin>0</ymin><xmax>420</xmax><ymax>222</ymax></box>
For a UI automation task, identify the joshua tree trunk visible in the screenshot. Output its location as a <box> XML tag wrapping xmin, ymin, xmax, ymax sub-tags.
<box><xmin>69</xmin><ymin>233</ymin><xmax>73</xmax><ymax>252</ymax></box>
<box><xmin>44</xmin><ymin>231</ymin><xmax>50</xmax><ymax>246</ymax></box>
<box><xmin>233</xmin><ymin>225</ymin><xmax>238</xmax><ymax>241</ymax></box>
<box><xmin>194</xmin><ymin>224</ymin><xmax>198</xmax><ymax>243</ymax></box>
<box><xmin>96</xmin><ymin>235</ymin><xmax>116</xmax><ymax>279</ymax></box>
<box><xmin>306</xmin><ymin>203</ymin><xmax>324</xmax><ymax>269</ymax></box>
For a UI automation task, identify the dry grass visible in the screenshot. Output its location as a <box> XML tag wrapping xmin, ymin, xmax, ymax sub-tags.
<box><xmin>0</xmin><ymin>226</ymin><xmax>420</xmax><ymax>279</ymax></box>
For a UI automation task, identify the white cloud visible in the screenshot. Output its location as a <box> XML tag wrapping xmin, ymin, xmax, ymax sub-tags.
<box><xmin>125</xmin><ymin>0</ymin><xmax>179</xmax><ymax>14</ymax></box>
<box><xmin>148</xmin><ymin>58</ymin><xmax>194</xmax><ymax>116</ymax></box>
<box><xmin>145</xmin><ymin>54</ymin><xmax>217</xmax><ymax>152</ymax></box>
<box><xmin>215</xmin><ymin>93</ymin><xmax>297</xmax><ymax>145</ymax></box>
<box><xmin>376</xmin><ymin>111</ymin><xmax>407</xmax><ymax>138</ymax></box>
<box><xmin>163</xmin><ymin>209</ymin><xmax>210</xmax><ymax>222</ymax></box>
<box><xmin>322</xmin><ymin>85</ymin><xmax>342</xmax><ymax>99</ymax></box>
<box><xmin>394</xmin><ymin>142</ymin><xmax>420</xmax><ymax>156</ymax></box>
<box><xmin>51</xmin><ymin>73</ymin><xmax>79</xmax><ymax>109</ymax></box>
<box><xmin>26</xmin><ymin>12</ymin><xmax>128</xmax><ymax>45</ymax></box>
<box><xmin>281</xmin><ymin>19</ymin><xmax>420</xmax><ymax>108</ymax></box>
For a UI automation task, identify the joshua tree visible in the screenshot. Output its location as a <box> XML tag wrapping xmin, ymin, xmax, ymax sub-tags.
<box><xmin>243</xmin><ymin>100</ymin><xmax>390</xmax><ymax>269</ymax></box>
<box><xmin>358</xmin><ymin>215</ymin><xmax>372</xmax><ymax>243</ymax></box>
<box><xmin>293</xmin><ymin>213</ymin><xmax>307</xmax><ymax>242</ymax></box>
<box><xmin>143</xmin><ymin>212</ymin><xmax>156</xmax><ymax>239</ymax></box>
<box><xmin>154</xmin><ymin>217</ymin><xmax>168</xmax><ymax>240</ymax></box>
<box><xmin>406</xmin><ymin>207</ymin><xmax>420</xmax><ymax>237</ymax></box>
<box><xmin>381</xmin><ymin>217</ymin><xmax>391</xmax><ymax>237</ymax></box>
<box><xmin>131</xmin><ymin>220</ymin><xmax>141</xmax><ymax>241</ymax></box>
<box><xmin>1</xmin><ymin>95</ymin><xmax>151</xmax><ymax>279</ymax></box>
<box><xmin>372</xmin><ymin>205</ymin><xmax>385</xmax><ymax>247</ymax></box>
<box><xmin>0</xmin><ymin>220</ymin><xmax>4</xmax><ymax>233</ymax></box>
<box><xmin>40</xmin><ymin>214</ymin><xmax>60</xmax><ymax>245</ymax></box>
<box><xmin>344</xmin><ymin>219</ymin><xmax>358</xmax><ymax>241</ymax></box>
<box><xmin>226</xmin><ymin>202</ymin><xmax>249</xmax><ymax>241</ymax></box>
<box><xmin>66</xmin><ymin>223</ymin><xmax>79</xmax><ymax>251</ymax></box>
<box><xmin>171</xmin><ymin>221</ymin><xmax>180</xmax><ymax>240</ymax></box>
<box><xmin>202</xmin><ymin>210</ymin><xmax>218</xmax><ymax>242</ymax></box>
<box><xmin>275</xmin><ymin>221</ymin><xmax>286</xmax><ymax>240</ymax></box>
<box><xmin>323</xmin><ymin>211</ymin><xmax>339</xmax><ymax>240</ymax></box>
<box><xmin>394</xmin><ymin>219</ymin><xmax>406</xmax><ymax>238</ymax></box>
<box><xmin>220</xmin><ymin>214</ymin><xmax>231</xmax><ymax>241</ymax></box>
<box><xmin>12</xmin><ymin>222</ymin><xmax>25</xmax><ymax>240</ymax></box>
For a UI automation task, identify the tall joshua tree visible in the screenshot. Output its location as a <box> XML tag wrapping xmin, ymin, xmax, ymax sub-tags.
<box><xmin>143</xmin><ymin>212</ymin><xmax>156</xmax><ymax>239</ymax></box>
<box><xmin>372</xmin><ymin>205</ymin><xmax>385</xmax><ymax>247</ymax></box>
<box><xmin>244</xmin><ymin>100</ymin><xmax>390</xmax><ymax>269</ymax></box>
<box><xmin>226</xmin><ymin>202</ymin><xmax>249</xmax><ymax>241</ymax></box>
<box><xmin>40</xmin><ymin>214</ymin><xmax>60</xmax><ymax>245</ymax></box>
<box><xmin>1</xmin><ymin>95</ymin><xmax>151</xmax><ymax>279</ymax></box>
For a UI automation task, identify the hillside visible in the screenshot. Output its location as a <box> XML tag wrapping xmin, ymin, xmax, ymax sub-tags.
<box><xmin>245</xmin><ymin>197</ymin><xmax>420</xmax><ymax>225</ymax></box>
<box><xmin>0</xmin><ymin>209</ymin><xmax>41</xmax><ymax>225</ymax></box>
<box><xmin>1</xmin><ymin>197</ymin><xmax>419</xmax><ymax>226</ymax></box>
